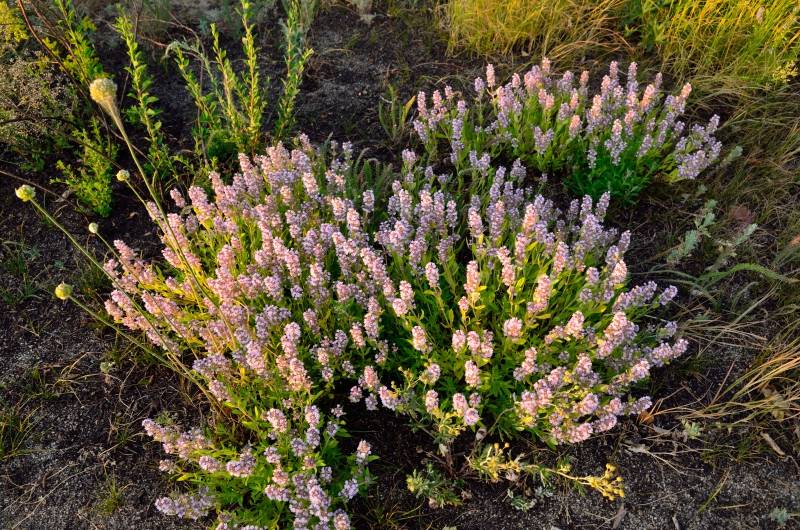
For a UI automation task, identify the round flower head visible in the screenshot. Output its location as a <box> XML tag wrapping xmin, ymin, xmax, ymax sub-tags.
<box><xmin>54</xmin><ymin>282</ymin><xmax>73</xmax><ymax>301</ymax></box>
<box><xmin>89</xmin><ymin>78</ymin><xmax>118</xmax><ymax>110</ymax></box>
<box><xmin>116</xmin><ymin>169</ymin><xmax>130</xmax><ymax>182</ymax></box>
<box><xmin>88</xmin><ymin>222</ymin><xmax>99</xmax><ymax>234</ymax></box>
<box><xmin>90</xmin><ymin>78</ymin><xmax>126</xmax><ymax>132</ymax></box>
<box><xmin>15</xmin><ymin>185</ymin><xmax>35</xmax><ymax>202</ymax></box>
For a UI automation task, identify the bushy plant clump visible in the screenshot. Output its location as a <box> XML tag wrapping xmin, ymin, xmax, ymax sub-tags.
<box><xmin>412</xmin><ymin>60</ymin><xmax>722</xmax><ymax>201</ymax></box>
<box><xmin>18</xmin><ymin>130</ymin><xmax>689</xmax><ymax>520</ymax></box>
<box><xmin>103</xmin><ymin>139</ymin><xmax>384</xmax><ymax>529</ymax></box>
<box><xmin>350</xmin><ymin>154</ymin><xmax>686</xmax><ymax>448</ymax></box>
<box><xmin>0</xmin><ymin>2</ymin><xmax>78</xmax><ymax>172</ymax></box>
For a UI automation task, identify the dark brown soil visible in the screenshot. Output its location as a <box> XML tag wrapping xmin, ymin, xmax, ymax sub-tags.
<box><xmin>1</xmin><ymin>2</ymin><xmax>798</xmax><ymax>530</ymax></box>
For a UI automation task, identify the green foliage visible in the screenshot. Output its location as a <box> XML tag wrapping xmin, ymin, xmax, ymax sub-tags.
<box><xmin>406</xmin><ymin>463</ymin><xmax>462</xmax><ymax>508</ymax></box>
<box><xmin>49</xmin><ymin>0</ymin><xmax>107</xmax><ymax>86</ymax></box>
<box><xmin>505</xmin><ymin>489</ymin><xmax>536</xmax><ymax>511</ymax></box>
<box><xmin>115</xmin><ymin>11</ymin><xmax>176</xmax><ymax>181</ymax></box>
<box><xmin>168</xmin><ymin>0</ymin><xmax>270</xmax><ymax>164</ymax></box>
<box><xmin>0</xmin><ymin>1</ymin><xmax>27</xmax><ymax>46</ymax></box>
<box><xmin>54</xmin><ymin>118</ymin><xmax>117</xmax><ymax>216</ymax></box>
<box><xmin>667</xmin><ymin>199</ymin><xmax>717</xmax><ymax>265</ymax></box>
<box><xmin>95</xmin><ymin>473</ymin><xmax>126</xmax><ymax>515</ymax></box>
<box><xmin>378</xmin><ymin>84</ymin><xmax>416</xmax><ymax>146</ymax></box>
<box><xmin>769</xmin><ymin>507</ymin><xmax>798</xmax><ymax>527</ymax></box>
<box><xmin>274</xmin><ymin>0</ymin><xmax>316</xmax><ymax>140</ymax></box>
<box><xmin>0</xmin><ymin>3</ymin><xmax>77</xmax><ymax>170</ymax></box>
<box><xmin>0</xmin><ymin>239</ymin><xmax>43</xmax><ymax>305</ymax></box>
<box><xmin>0</xmin><ymin>399</ymin><xmax>36</xmax><ymax>460</ymax></box>
<box><xmin>666</xmin><ymin>197</ymin><xmax>759</xmax><ymax>277</ymax></box>
<box><xmin>168</xmin><ymin>0</ymin><xmax>316</xmax><ymax>165</ymax></box>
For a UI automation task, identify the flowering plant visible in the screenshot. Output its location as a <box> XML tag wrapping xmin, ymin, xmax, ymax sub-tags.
<box><xmin>102</xmin><ymin>139</ymin><xmax>384</xmax><ymax>529</ymax></box>
<box><xmin>411</xmin><ymin>59</ymin><xmax>722</xmax><ymax>202</ymax></box>
<box><xmin>364</xmin><ymin>159</ymin><xmax>686</xmax><ymax>448</ymax></box>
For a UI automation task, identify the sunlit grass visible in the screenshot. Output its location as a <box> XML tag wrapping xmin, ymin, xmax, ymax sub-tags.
<box><xmin>638</xmin><ymin>0</ymin><xmax>800</xmax><ymax>87</ymax></box>
<box><xmin>441</xmin><ymin>0</ymin><xmax>630</xmax><ymax>60</ymax></box>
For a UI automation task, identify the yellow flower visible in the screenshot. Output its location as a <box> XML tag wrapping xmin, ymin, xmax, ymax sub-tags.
<box><xmin>116</xmin><ymin>169</ymin><xmax>130</xmax><ymax>182</ymax></box>
<box><xmin>15</xmin><ymin>185</ymin><xmax>35</xmax><ymax>202</ymax></box>
<box><xmin>54</xmin><ymin>282</ymin><xmax>73</xmax><ymax>301</ymax></box>
<box><xmin>89</xmin><ymin>78</ymin><xmax>117</xmax><ymax>107</ymax></box>
<box><xmin>89</xmin><ymin>79</ymin><xmax>124</xmax><ymax>131</ymax></box>
<box><xmin>88</xmin><ymin>222</ymin><xmax>99</xmax><ymax>234</ymax></box>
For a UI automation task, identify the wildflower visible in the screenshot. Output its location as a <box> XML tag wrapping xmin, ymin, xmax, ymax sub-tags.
<box><xmin>88</xmin><ymin>222</ymin><xmax>99</xmax><ymax>234</ymax></box>
<box><xmin>566</xmin><ymin>423</ymin><xmax>593</xmax><ymax>443</ymax></box>
<box><xmin>340</xmin><ymin>478</ymin><xmax>359</xmax><ymax>500</ymax></box>
<box><xmin>425</xmin><ymin>390</ymin><xmax>439</xmax><ymax>412</ymax></box>
<box><xmin>89</xmin><ymin>78</ymin><xmax>124</xmax><ymax>130</ymax></box>
<box><xmin>485</xmin><ymin>64</ymin><xmax>496</xmax><ymax>88</ymax></box>
<box><xmin>333</xmin><ymin>510</ymin><xmax>352</xmax><ymax>530</ymax></box>
<box><xmin>154</xmin><ymin>489</ymin><xmax>214</xmax><ymax>520</ymax></box>
<box><xmin>424</xmin><ymin>262</ymin><xmax>439</xmax><ymax>288</ymax></box>
<box><xmin>421</xmin><ymin>363</ymin><xmax>441</xmax><ymax>385</ymax></box>
<box><xmin>452</xmin><ymin>393</ymin><xmax>468</xmax><ymax>414</ymax></box>
<box><xmin>464</xmin><ymin>408</ymin><xmax>480</xmax><ymax>426</ymax></box>
<box><xmin>503</xmin><ymin>317</ymin><xmax>523</xmax><ymax>339</ymax></box>
<box><xmin>464</xmin><ymin>360</ymin><xmax>480</xmax><ymax>387</ymax></box>
<box><xmin>355</xmin><ymin>440</ymin><xmax>371</xmax><ymax>464</ymax></box>
<box><xmin>116</xmin><ymin>169</ymin><xmax>130</xmax><ymax>182</ymax></box>
<box><xmin>528</xmin><ymin>275</ymin><xmax>551</xmax><ymax>314</ymax></box>
<box><xmin>659</xmin><ymin>285</ymin><xmax>678</xmax><ymax>305</ymax></box>
<box><xmin>15</xmin><ymin>184</ymin><xmax>35</xmax><ymax>202</ymax></box>
<box><xmin>411</xmin><ymin>325</ymin><xmax>428</xmax><ymax>352</ymax></box>
<box><xmin>264</xmin><ymin>409</ymin><xmax>288</xmax><ymax>433</ymax></box>
<box><xmin>378</xmin><ymin>385</ymin><xmax>400</xmax><ymax>410</ymax></box>
<box><xmin>198</xmin><ymin>456</ymin><xmax>222</xmax><ymax>473</ymax></box>
<box><xmin>226</xmin><ymin>448</ymin><xmax>256</xmax><ymax>478</ymax></box>
<box><xmin>54</xmin><ymin>282</ymin><xmax>73</xmax><ymax>301</ymax></box>
<box><xmin>89</xmin><ymin>78</ymin><xmax>117</xmax><ymax>107</ymax></box>
<box><xmin>402</xmin><ymin>149</ymin><xmax>417</xmax><ymax>168</ymax></box>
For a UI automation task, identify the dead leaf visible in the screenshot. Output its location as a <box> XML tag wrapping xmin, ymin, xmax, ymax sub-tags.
<box><xmin>611</xmin><ymin>504</ymin><xmax>627</xmax><ymax>529</ymax></box>
<box><xmin>760</xmin><ymin>432</ymin><xmax>786</xmax><ymax>456</ymax></box>
<box><xmin>729</xmin><ymin>204</ymin><xmax>755</xmax><ymax>227</ymax></box>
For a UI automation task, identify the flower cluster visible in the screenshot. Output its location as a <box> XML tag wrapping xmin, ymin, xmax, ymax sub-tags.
<box><xmin>104</xmin><ymin>139</ymin><xmax>380</xmax><ymax>529</ymax></box>
<box><xmin>99</xmin><ymin>130</ymin><xmax>687</xmax><ymax>523</ymax></box>
<box><xmin>412</xmin><ymin>59</ymin><xmax>722</xmax><ymax>201</ymax></box>
<box><xmin>366</xmin><ymin>160</ymin><xmax>685</xmax><ymax>446</ymax></box>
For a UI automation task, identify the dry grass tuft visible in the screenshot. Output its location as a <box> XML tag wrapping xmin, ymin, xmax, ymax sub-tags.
<box><xmin>639</xmin><ymin>0</ymin><xmax>800</xmax><ymax>87</ymax></box>
<box><xmin>440</xmin><ymin>0</ymin><xmax>630</xmax><ymax>60</ymax></box>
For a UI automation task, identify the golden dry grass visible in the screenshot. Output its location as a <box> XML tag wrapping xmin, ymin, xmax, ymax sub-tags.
<box><xmin>441</xmin><ymin>0</ymin><xmax>630</xmax><ymax>60</ymax></box>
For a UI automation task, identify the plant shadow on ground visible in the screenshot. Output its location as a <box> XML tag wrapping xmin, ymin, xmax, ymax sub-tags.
<box><xmin>1</xmin><ymin>1</ymin><xmax>799</xmax><ymax>529</ymax></box>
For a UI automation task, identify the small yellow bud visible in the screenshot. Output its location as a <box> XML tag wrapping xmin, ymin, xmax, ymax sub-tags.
<box><xmin>88</xmin><ymin>222</ymin><xmax>99</xmax><ymax>234</ymax></box>
<box><xmin>89</xmin><ymin>78</ymin><xmax>118</xmax><ymax>106</ymax></box>
<box><xmin>116</xmin><ymin>169</ymin><xmax>130</xmax><ymax>182</ymax></box>
<box><xmin>15</xmin><ymin>184</ymin><xmax>35</xmax><ymax>202</ymax></box>
<box><xmin>54</xmin><ymin>282</ymin><xmax>73</xmax><ymax>301</ymax></box>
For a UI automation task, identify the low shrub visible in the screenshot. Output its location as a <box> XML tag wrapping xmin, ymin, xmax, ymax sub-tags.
<box><xmin>412</xmin><ymin>60</ymin><xmax>722</xmax><ymax>202</ymax></box>
<box><xmin>53</xmin><ymin>117</ymin><xmax>117</xmax><ymax>216</ymax></box>
<box><xmin>0</xmin><ymin>2</ymin><xmax>77</xmax><ymax>171</ymax></box>
<box><xmin>96</xmin><ymin>140</ymin><xmax>383</xmax><ymax>528</ymax></box>
<box><xmin>354</xmin><ymin>155</ymin><xmax>686</xmax><ymax>450</ymax></box>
